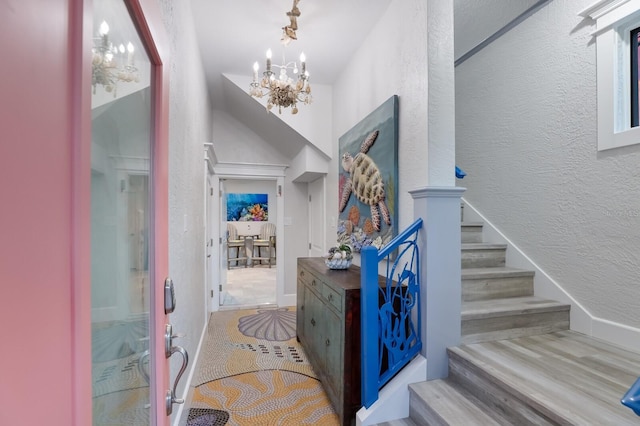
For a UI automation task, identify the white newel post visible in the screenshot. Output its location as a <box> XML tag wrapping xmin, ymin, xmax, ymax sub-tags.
<box><xmin>411</xmin><ymin>186</ymin><xmax>465</xmax><ymax>379</ymax></box>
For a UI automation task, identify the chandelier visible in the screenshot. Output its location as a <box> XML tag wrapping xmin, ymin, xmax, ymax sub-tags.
<box><xmin>92</xmin><ymin>20</ymin><xmax>139</xmax><ymax>98</ymax></box>
<box><xmin>249</xmin><ymin>0</ymin><xmax>312</xmax><ymax>114</ymax></box>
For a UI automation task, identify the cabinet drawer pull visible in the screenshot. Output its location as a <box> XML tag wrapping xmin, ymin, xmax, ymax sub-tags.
<box><xmin>301</xmin><ymin>305</ymin><xmax>304</xmax><ymax>311</ymax></box>
<box><xmin>310</xmin><ymin>318</ymin><xmax>316</xmax><ymax>326</ymax></box>
<box><xmin>328</xmin><ymin>294</ymin><xmax>333</xmax><ymax>301</ymax></box>
<box><xmin>300</xmin><ymin>271</ymin><xmax>305</xmax><ymax>277</ymax></box>
<box><xmin>325</xmin><ymin>339</ymin><xmax>330</xmax><ymax>346</ymax></box>
<box><xmin>312</xmin><ymin>280</ymin><xmax>316</xmax><ymax>286</ymax></box>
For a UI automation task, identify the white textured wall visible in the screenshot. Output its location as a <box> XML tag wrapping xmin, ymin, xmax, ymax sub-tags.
<box><xmin>212</xmin><ymin>110</ymin><xmax>289</xmax><ymax>165</ymax></box>
<box><xmin>223</xmin><ymin>74</ymin><xmax>334</xmax><ymax>158</ymax></box>
<box><xmin>456</xmin><ymin>0</ymin><xmax>640</xmax><ymax>327</ymax></box>
<box><xmin>330</xmin><ymin>0</ymin><xmax>432</xmax><ymax>252</ymax></box>
<box><xmin>288</xmin><ymin>145</ymin><xmax>330</xmax><ymax>182</ymax></box>
<box><xmin>158</xmin><ymin>0</ymin><xmax>213</xmax><ymax>415</ymax></box>
<box><xmin>453</xmin><ymin>0</ymin><xmax>538</xmax><ymax>60</ymax></box>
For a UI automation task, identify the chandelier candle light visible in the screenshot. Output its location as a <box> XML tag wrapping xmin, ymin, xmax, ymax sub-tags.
<box><xmin>249</xmin><ymin>0</ymin><xmax>312</xmax><ymax>114</ymax></box>
<box><xmin>92</xmin><ymin>20</ymin><xmax>139</xmax><ymax>97</ymax></box>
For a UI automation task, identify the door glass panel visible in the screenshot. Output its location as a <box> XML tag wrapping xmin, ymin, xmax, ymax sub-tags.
<box><xmin>91</xmin><ymin>1</ymin><xmax>152</xmax><ymax>424</ymax></box>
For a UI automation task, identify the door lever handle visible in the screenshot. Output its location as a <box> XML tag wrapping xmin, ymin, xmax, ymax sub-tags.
<box><xmin>165</xmin><ymin>345</ymin><xmax>189</xmax><ymax>415</ymax></box>
<box><xmin>137</xmin><ymin>349</ymin><xmax>150</xmax><ymax>385</ymax></box>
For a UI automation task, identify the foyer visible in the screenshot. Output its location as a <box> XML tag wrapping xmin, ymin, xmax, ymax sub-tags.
<box><xmin>7</xmin><ymin>1</ymin><xmax>640</xmax><ymax>425</ymax></box>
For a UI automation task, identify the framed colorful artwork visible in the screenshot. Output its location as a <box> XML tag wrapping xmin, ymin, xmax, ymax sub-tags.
<box><xmin>337</xmin><ymin>95</ymin><xmax>399</xmax><ymax>252</ymax></box>
<box><xmin>226</xmin><ymin>193</ymin><xmax>268</xmax><ymax>221</ymax></box>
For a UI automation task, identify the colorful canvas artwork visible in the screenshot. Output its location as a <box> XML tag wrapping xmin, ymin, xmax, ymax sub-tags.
<box><xmin>227</xmin><ymin>193</ymin><xmax>268</xmax><ymax>221</ymax></box>
<box><xmin>338</xmin><ymin>95</ymin><xmax>399</xmax><ymax>252</ymax></box>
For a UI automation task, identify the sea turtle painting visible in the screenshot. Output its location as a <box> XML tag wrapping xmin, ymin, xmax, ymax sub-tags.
<box><xmin>339</xmin><ymin>129</ymin><xmax>391</xmax><ymax>231</ymax></box>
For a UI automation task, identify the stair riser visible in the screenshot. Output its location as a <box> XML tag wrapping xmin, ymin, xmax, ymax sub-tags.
<box><xmin>463</xmin><ymin>276</ymin><xmax>534</xmax><ymax>301</ymax></box>
<box><xmin>448</xmin><ymin>352</ymin><xmax>557</xmax><ymax>425</ymax></box>
<box><xmin>462</xmin><ymin>249</ymin><xmax>506</xmax><ymax>268</ymax></box>
<box><xmin>408</xmin><ymin>391</ymin><xmax>444</xmax><ymax>426</ymax></box>
<box><xmin>461</xmin><ymin>227</ymin><xmax>483</xmax><ymax>243</ymax></box>
<box><xmin>461</xmin><ymin>310</ymin><xmax>569</xmax><ymax>344</ymax></box>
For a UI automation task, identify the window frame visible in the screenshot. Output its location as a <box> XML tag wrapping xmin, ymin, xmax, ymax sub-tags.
<box><xmin>630</xmin><ymin>25</ymin><xmax>640</xmax><ymax>127</ymax></box>
<box><xmin>580</xmin><ymin>0</ymin><xmax>640</xmax><ymax>150</ymax></box>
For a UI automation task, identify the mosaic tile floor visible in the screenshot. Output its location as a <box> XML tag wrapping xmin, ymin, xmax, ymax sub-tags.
<box><xmin>92</xmin><ymin>318</ymin><xmax>150</xmax><ymax>425</ymax></box>
<box><xmin>190</xmin><ymin>307</ymin><xmax>339</xmax><ymax>425</ymax></box>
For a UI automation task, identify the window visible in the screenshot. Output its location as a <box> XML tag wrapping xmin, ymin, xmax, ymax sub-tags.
<box><xmin>631</xmin><ymin>26</ymin><xmax>640</xmax><ymax>127</ymax></box>
<box><xmin>580</xmin><ymin>0</ymin><xmax>640</xmax><ymax>150</ymax></box>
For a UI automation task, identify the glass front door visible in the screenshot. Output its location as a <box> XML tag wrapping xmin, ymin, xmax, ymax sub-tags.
<box><xmin>90</xmin><ymin>1</ymin><xmax>153</xmax><ymax>423</ymax></box>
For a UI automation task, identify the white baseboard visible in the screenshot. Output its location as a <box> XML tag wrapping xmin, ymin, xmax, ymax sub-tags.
<box><xmin>173</xmin><ymin>316</ymin><xmax>209</xmax><ymax>426</ymax></box>
<box><xmin>462</xmin><ymin>198</ymin><xmax>640</xmax><ymax>353</ymax></box>
<box><xmin>592</xmin><ymin>318</ymin><xmax>640</xmax><ymax>353</ymax></box>
<box><xmin>356</xmin><ymin>355</ymin><xmax>427</xmax><ymax>426</ymax></box>
<box><xmin>280</xmin><ymin>293</ymin><xmax>296</xmax><ymax>308</ymax></box>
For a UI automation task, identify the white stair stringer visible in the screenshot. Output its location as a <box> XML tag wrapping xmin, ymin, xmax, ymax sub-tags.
<box><xmin>356</xmin><ymin>355</ymin><xmax>427</xmax><ymax>426</ymax></box>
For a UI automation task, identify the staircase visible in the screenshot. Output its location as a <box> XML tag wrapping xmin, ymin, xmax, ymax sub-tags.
<box><xmin>460</xmin><ymin>223</ymin><xmax>569</xmax><ymax>344</ymax></box>
<box><xmin>375</xmin><ymin>222</ymin><xmax>640</xmax><ymax>425</ymax></box>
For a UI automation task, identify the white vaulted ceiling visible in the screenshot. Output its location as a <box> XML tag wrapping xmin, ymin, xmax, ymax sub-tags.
<box><xmin>191</xmin><ymin>0</ymin><xmax>391</xmax><ymax>161</ymax></box>
<box><xmin>191</xmin><ymin>0</ymin><xmax>392</xmax><ymax>111</ymax></box>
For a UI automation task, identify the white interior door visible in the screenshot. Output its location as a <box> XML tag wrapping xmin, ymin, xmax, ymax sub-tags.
<box><xmin>219</xmin><ymin>179</ymin><xmax>228</xmax><ymax>305</ymax></box>
<box><xmin>308</xmin><ymin>177</ymin><xmax>326</xmax><ymax>257</ymax></box>
<box><xmin>205</xmin><ymin>173</ymin><xmax>214</xmax><ymax>313</ymax></box>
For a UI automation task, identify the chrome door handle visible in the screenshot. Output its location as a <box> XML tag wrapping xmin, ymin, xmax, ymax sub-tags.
<box><xmin>138</xmin><ymin>349</ymin><xmax>150</xmax><ymax>385</ymax></box>
<box><xmin>165</xmin><ymin>345</ymin><xmax>189</xmax><ymax>415</ymax></box>
<box><xmin>164</xmin><ymin>323</ymin><xmax>189</xmax><ymax>415</ymax></box>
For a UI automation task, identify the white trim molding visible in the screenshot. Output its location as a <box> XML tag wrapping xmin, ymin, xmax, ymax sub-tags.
<box><xmin>213</xmin><ymin>162</ymin><xmax>287</xmax><ymax>177</ymax></box>
<box><xmin>580</xmin><ymin>0</ymin><xmax>635</xmax><ymax>23</ymax></box>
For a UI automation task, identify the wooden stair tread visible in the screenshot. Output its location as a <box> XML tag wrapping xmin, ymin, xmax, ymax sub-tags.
<box><xmin>462</xmin><ymin>243</ymin><xmax>507</xmax><ymax>250</ymax></box>
<box><xmin>462</xmin><ymin>266</ymin><xmax>534</xmax><ymax>279</ymax></box>
<box><xmin>409</xmin><ymin>380</ymin><xmax>502</xmax><ymax>425</ymax></box>
<box><xmin>462</xmin><ymin>296</ymin><xmax>569</xmax><ymax>320</ymax></box>
<box><xmin>448</xmin><ymin>331</ymin><xmax>640</xmax><ymax>425</ymax></box>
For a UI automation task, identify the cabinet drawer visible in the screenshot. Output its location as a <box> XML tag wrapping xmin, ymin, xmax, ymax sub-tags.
<box><xmin>299</xmin><ymin>268</ymin><xmax>323</xmax><ymax>292</ymax></box>
<box><xmin>322</xmin><ymin>284</ymin><xmax>342</xmax><ymax>312</ymax></box>
<box><xmin>298</xmin><ymin>267</ymin><xmax>313</xmax><ymax>286</ymax></box>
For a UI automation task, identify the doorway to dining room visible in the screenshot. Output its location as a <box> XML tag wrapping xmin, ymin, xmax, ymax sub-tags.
<box><xmin>220</xmin><ymin>178</ymin><xmax>278</xmax><ymax>309</ymax></box>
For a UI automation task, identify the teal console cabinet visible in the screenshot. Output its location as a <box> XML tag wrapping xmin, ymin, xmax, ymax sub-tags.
<box><xmin>297</xmin><ymin>257</ymin><xmax>362</xmax><ymax>426</ymax></box>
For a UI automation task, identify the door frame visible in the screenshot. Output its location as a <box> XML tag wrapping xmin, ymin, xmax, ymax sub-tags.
<box><xmin>208</xmin><ymin>162</ymin><xmax>287</xmax><ymax>312</ymax></box>
<box><xmin>217</xmin><ymin>178</ymin><xmax>228</xmax><ymax>305</ymax></box>
<box><xmin>308</xmin><ymin>176</ymin><xmax>326</xmax><ymax>257</ymax></box>
<box><xmin>204</xmin><ymin>146</ymin><xmax>218</xmax><ymax>312</ymax></box>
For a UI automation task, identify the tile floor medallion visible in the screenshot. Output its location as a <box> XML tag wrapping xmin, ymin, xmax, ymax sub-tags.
<box><xmin>191</xmin><ymin>307</ymin><xmax>339</xmax><ymax>425</ymax></box>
